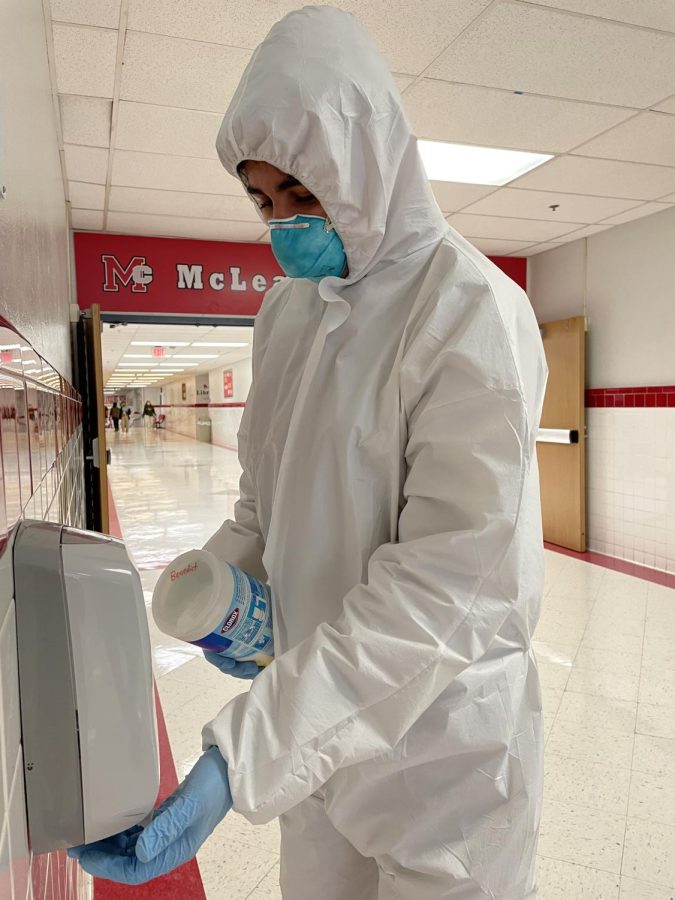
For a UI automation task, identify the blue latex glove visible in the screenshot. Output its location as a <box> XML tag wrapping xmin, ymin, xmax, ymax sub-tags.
<box><xmin>68</xmin><ymin>747</ymin><xmax>232</xmax><ymax>885</ymax></box>
<box><xmin>203</xmin><ymin>649</ymin><xmax>261</xmax><ymax>680</ymax></box>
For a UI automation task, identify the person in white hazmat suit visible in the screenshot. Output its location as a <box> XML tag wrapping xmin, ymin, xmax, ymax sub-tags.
<box><xmin>70</xmin><ymin>6</ymin><xmax>548</xmax><ymax>897</ymax></box>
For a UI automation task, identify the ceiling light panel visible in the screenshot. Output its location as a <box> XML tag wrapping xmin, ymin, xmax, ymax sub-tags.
<box><xmin>191</xmin><ymin>342</ymin><xmax>249</xmax><ymax>348</ymax></box>
<box><xmin>131</xmin><ymin>341</ymin><xmax>190</xmax><ymax>347</ymax></box>
<box><xmin>419</xmin><ymin>140</ymin><xmax>552</xmax><ymax>186</ymax></box>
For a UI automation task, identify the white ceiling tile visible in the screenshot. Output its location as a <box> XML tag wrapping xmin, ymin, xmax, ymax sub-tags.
<box><xmin>64</xmin><ymin>145</ymin><xmax>109</xmax><ymax>183</ymax></box>
<box><xmin>111</xmin><ymin>150</ymin><xmax>242</xmax><ymax>195</ymax></box>
<box><xmin>393</xmin><ymin>74</ymin><xmax>415</xmax><ymax>94</ymax></box>
<box><xmin>71</xmin><ymin>209</ymin><xmax>104</xmax><ymax>230</ymax></box>
<box><xmin>463</xmin><ymin>237</ymin><xmax>535</xmax><ymax>256</ymax></box>
<box><xmin>552</xmin><ymin>223</ymin><xmax>613</xmax><ymax>242</ymax></box>
<box><xmin>462</xmin><ymin>187</ymin><xmax>640</xmax><ymax>223</ymax></box>
<box><xmin>126</xmin><ymin>0</ymin><xmax>287</xmax><ymax>49</ymax></box>
<box><xmin>430</xmin><ymin>182</ymin><xmax>497</xmax><ymax>213</ymax></box>
<box><xmin>108</xmin><ymin>185</ymin><xmax>261</xmax><ymax>222</ymax></box>
<box><xmin>405</xmin><ymin>79</ymin><xmax>634</xmax><ymax>153</ymax></box>
<box><xmin>120</xmin><ymin>32</ymin><xmax>251</xmax><ymax>112</ymax></box>
<box><xmin>428</xmin><ymin>1</ymin><xmax>675</xmax><ymax>108</ymax></box>
<box><xmin>50</xmin><ymin>0</ymin><xmax>121</xmax><ymax>29</ymax></box>
<box><xmin>52</xmin><ymin>23</ymin><xmax>118</xmax><ymax>98</ymax></box>
<box><xmin>127</xmin><ymin>0</ymin><xmax>493</xmax><ymax>75</ymax></box>
<box><xmin>116</xmin><ymin>102</ymin><xmax>221</xmax><ymax>159</ymax></box>
<box><xmin>519</xmin><ymin>242</ymin><xmax>565</xmax><ymax>256</ymax></box>
<box><xmin>571</xmin><ymin>111</ymin><xmax>675</xmax><ymax>167</ymax></box>
<box><xmin>525</xmin><ymin>0</ymin><xmax>675</xmax><ymax>33</ymax></box>
<box><xmin>68</xmin><ymin>181</ymin><xmax>106</xmax><ymax>209</ymax></box>
<box><xmin>60</xmin><ymin>95</ymin><xmax>111</xmax><ymax>146</ymax></box>
<box><xmin>448</xmin><ymin>213</ymin><xmax>579</xmax><ymax>242</ymax></box>
<box><xmin>598</xmin><ymin>201</ymin><xmax>673</xmax><ymax>226</ymax></box>
<box><xmin>655</xmin><ymin>95</ymin><xmax>675</xmax><ymax>114</ymax></box>
<box><xmin>512</xmin><ymin>155</ymin><xmax>675</xmax><ymax>199</ymax></box>
<box><xmin>334</xmin><ymin>0</ymin><xmax>494</xmax><ymax>75</ymax></box>
<box><xmin>106</xmin><ymin>211</ymin><xmax>266</xmax><ymax>242</ymax></box>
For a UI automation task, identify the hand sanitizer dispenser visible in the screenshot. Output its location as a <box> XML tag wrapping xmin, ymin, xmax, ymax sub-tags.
<box><xmin>13</xmin><ymin>520</ymin><xmax>160</xmax><ymax>854</ymax></box>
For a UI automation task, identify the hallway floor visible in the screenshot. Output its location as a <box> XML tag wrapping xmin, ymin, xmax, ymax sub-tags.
<box><xmin>107</xmin><ymin>427</ymin><xmax>675</xmax><ymax>900</ymax></box>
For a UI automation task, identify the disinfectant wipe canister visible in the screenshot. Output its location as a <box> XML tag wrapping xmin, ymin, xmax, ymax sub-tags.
<box><xmin>152</xmin><ymin>549</ymin><xmax>274</xmax><ymax>665</ymax></box>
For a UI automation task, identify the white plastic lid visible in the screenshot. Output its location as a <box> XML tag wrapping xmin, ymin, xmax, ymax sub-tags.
<box><xmin>151</xmin><ymin>549</ymin><xmax>233</xmax><ymax>643</ymax></box>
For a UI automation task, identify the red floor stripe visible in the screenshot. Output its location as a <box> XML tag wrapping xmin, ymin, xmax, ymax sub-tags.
<box><xmin>95</xmin><ymin>489</ymin><xmax>207</xmax><ymax>900</ymax></box>
<box><xmin>544</xmin><ymin>541</ymin><xmax>675</xmax><ymax>588</ymax></box>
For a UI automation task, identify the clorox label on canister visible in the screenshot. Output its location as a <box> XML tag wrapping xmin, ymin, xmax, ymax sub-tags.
<box><xmin>196</xmin><ymin>563</ymin><xmax>274</xmax><ymax>660</ymax></box>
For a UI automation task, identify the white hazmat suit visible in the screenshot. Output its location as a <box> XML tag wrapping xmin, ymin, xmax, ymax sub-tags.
<box><xmin>203</xmin><ymin>6</ymin><xmax>548</xmax><ymax>898</ymax></box>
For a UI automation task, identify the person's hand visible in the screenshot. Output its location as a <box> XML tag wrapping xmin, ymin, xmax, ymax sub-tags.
<box><xmin>203</xmin><ymin>650</ymin><xmax>261</xmax><ymax>680</ymax></box>
<box><xmin>68</xmin><ymin>747</ymin><xmax>232</xmax><ymax>885</ymax></box>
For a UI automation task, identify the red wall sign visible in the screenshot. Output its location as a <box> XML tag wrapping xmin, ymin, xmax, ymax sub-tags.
<box><xmin>74</xmin><ymin>231</ymin><xmax>526</xmax><ymax>318</ymax></box>
<box><xmin>74</xmin><ymin>232</ymin><xmax>283</xmax><ymax>317</ymax></box>
<box><xmin>223</xmin><ymin>369</ymin><xmax>234</xmax><ymax>398</ymax></box>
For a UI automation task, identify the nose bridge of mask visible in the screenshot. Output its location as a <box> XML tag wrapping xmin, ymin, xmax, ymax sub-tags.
<box><xmin>269</xmin><ymin>214</ymin><xmax>331</xmax><ymax>231</ymax></box>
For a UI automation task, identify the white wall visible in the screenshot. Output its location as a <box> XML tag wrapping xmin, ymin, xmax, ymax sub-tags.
<box><xmin>528</xmin><ymin>207</ymin><xmax>675</xmax><ymax>572</ymax></box>
<box><xmin>161</xmin><ymin>379</ymin><xmax>198</xmax><ymax>439</ymax></box>
<box><xmin>585</xmin><ymin>207</ymin><xmax>675</xmax><ymax>389</ymax></box>
<box><xmin>154</xmin><ymin>354</ymin><xmax>252</xmax><ymax>448</ymax></box>
<box><xmin>0</xmin><ymin>0</ymin><xmax>72</xmax><ymax>380</ymax></box>
<box><xmin>529</xmin><ymin>205</ymin><xmax>675</xmax><ymax>388</ymax></box>
<box><xmin>208</xmin><ymin>356</ymin><xmax>251</xmax><ymax>450</ymax></box>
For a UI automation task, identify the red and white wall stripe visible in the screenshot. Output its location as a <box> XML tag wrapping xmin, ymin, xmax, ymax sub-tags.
<box><xmin>586</xmin><ymin>390</ymin><xmax>675</xmax><ymax>575</ymax></box>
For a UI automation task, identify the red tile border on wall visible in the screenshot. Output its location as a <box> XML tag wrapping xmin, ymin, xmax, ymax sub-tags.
<box><xmin>586</xmin><ymin>385</ymin><xmax>675</xmax><ymax>408</ymax></box>
<box><xmin>544</xmin><ymin>541</ymin><xmax>675</xmax><ymax>588</ymax></box>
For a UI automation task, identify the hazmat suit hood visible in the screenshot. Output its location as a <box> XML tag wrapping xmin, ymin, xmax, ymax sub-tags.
<box><xmin>216</xmin><ymin>5</ymin><xmax>449</xmax><ymax>282</ymax></box>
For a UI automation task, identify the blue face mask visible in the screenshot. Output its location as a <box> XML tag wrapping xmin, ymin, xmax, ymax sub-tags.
<box><xmin>269</xmin><ymin>214</ymin><xmax>347</xmax><ymax>283</ymax></box>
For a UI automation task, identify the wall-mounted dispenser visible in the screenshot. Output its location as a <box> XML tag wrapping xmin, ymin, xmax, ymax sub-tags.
<box><xmin>13</xmin><ymin>520</ymin><xmax>160</xmax><ymax>854</ymax></box>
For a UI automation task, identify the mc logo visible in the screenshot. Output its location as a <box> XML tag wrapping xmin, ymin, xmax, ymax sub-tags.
<box><xmin>101</xmin><ymin>254</ymin><xmax>154</xmax><ymax>293</ymax></box>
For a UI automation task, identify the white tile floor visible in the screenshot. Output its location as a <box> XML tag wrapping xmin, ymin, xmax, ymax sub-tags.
<box><xmin>107</xmin><ymin>427</ymin><xmax>675</xmax><ymax>900</ymax></box>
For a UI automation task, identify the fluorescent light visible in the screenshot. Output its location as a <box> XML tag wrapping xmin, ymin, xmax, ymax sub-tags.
<box><xmin>123</xmin><ymin>354</ymin><xmax>170</xmax><ymax>359</ymax></box>
<box><xmin>418</xmin><ymin>140</ymin><xmax>552</xmax><ymax>186</ymax></box>
<box><xmin>131</xmin><ymin>341</ymin><xmax>189</xmax><ymax>347</ymax></box>
<box><xmin>172</xmin><ymin>354</ymin><xmax>219</xmax><ymax>359</ymax></box>
<box><xmin>117</xmin><ymin>362</ymin><xmax>159</xmax><ymax>367</ymax></box>
<box><xmin>191</xmin><ymin>342</ymin><xmax>249</xmax><ymax>348</ymax></box>
<box><xmin>0</xmin><ymin>344</ymin><xmax>21</xmax><ymax>351</ymax></box>
<box><xmin>160</xmin><ymin>362</ymin><xmax>197</xmax><ymax>367</ymax></box>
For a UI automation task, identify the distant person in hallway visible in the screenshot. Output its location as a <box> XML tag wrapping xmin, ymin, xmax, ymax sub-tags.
<box><xmin>110</xmin><ymin>402</ymin><xmax>121</xmax><ymax>432</ymax></box>
<box><xmin>120</xmin><ymin>406</ymin><xmax>129</xmax><ymax>434</ymax></box>
<box><xmin>70</xmin><ymin>7</ymin><xmax>548</xmax><ymax>897</ymax></box>
<box><xmin>142</xmin><ymin>401</ymin><xmax>155</xmax><ymax>428</ymax></box>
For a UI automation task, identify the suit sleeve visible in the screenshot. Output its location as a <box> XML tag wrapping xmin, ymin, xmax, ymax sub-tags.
<box><xmin>203</xmin><ymin>288</ymin><xmax>545</xmax><ymax>823</ymax></box>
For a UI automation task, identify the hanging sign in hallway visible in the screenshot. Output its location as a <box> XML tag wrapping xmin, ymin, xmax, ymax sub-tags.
<box><xmin>74</xmin><ymin>232</ymin><xmax>283</xmax><ymax>317</ymax></box>
<box><xmin>74</xmin><ymin>231</ymin><xmax>527</xmax><ymax>318</ymax></box>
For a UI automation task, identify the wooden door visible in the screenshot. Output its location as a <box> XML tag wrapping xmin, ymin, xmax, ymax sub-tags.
<box><xmin>73</xmin><ymin>304</ymin><xmax>110</xmax><ymax>533</ymax></box>
<box><xmin>537</xmin><ymin>316</ymin><xmax>586</xmax><ymax>551</ymax></box>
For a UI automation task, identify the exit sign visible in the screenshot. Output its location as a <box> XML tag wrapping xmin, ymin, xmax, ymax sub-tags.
<box><xmin>152</xmin><ymin>346</ymin><xmax>165</xmax><ymax>358</ymax></box>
